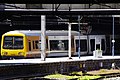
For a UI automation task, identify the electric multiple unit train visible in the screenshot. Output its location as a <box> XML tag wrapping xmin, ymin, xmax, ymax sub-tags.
<box><xmin>1</xmin><ymin>30</ymin><xmax>120</xmax><ymax>59</ymax></box>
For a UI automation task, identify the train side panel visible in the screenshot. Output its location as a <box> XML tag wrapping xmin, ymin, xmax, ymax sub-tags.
<box><xmin>47</xmin><ymin>35</ymin><xmax>76</xmax><ymax>57</ymax></box>
<box><xmin>25</xmin><ymin>35</ymin><xmax>49</xmax><ymax>58</ymax></box>
<box><xmin>88</xmin><ymin>35</ymin><xmax>106</xmax><ymax>55</ymax></box>
<box><xmin>26</xmin><ymin>36</ymin><xmax>41</xmax><ymax>58</ymax></box>
<box><xmin>75</xmin><ymin>35</ymin><xmax>88</xmax><ymax>56</ymax></box>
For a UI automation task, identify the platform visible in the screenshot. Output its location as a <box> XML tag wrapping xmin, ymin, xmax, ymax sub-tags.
<box><xmin>0</xmin><ymin>55</ymin><xmax>120</xmax><ymax>79</ymax></box>
<box><xmin>0</xmin><ymin>56</ymin><xmax>120</xmax><ymax>63</ymax></box>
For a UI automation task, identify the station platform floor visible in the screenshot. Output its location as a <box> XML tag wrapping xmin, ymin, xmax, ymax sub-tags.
<box><xmin>0</xmin><ymin>55</ymin><xmax>120</xmax><ymax>64</ymax></box>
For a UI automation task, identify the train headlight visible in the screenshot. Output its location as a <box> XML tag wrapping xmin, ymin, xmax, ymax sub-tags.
<box><xmin>18</xmin><ymin>52</ymin><xmax>24</xmax><ymax>55</ymax></box>
<box><xmin>3</xmin><ymin>52</ymin><xmax>8</xmax><ymax>55</ymax></box>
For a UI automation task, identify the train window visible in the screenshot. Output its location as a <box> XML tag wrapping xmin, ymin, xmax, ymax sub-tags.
<box><xmin>50</xmin><ymin>40</ymin><xmax>68</xmax><ymax>51</ymax></box>
<box><xmin>36</xmin><ymin>39</ymin><xmax>48</xmax><ymax>49</ymax></box>
<box><xmin>90</xmin><ymin>39</ymin><xmax>95</xmax><ymax>51</ymax></box>
<box><xmin>101</xmin><ymin>39</ymin><xmax>105</xmax><ymax>51</ymax></box>
<box><xmin>71</xmin><ymin>38</ymin><xmax>74</xmax><ymax>48</ymax></box>
<box><xmin>62</xmin><ymin>40</ymin><xmax>68</xmax><ymax>50</ymax></box>
<box><xmin>46</xmin><ymin>38</ymin><xmax>48</xmax><ymax>49</ymax></box>
<box><xmin>80</xmin><ymin>40</ymin><xmax>87</xmax><ymax>51</ymax></box>
<box><xmin>96</xmin><ymin>44</ymin><xmax>100</xmax><ymax>50</ymax></box>
<box><xmin>14</xmin><ymin>36</ymin><xmax>23</xmax><ymax>49</ymax></box>
<box><xmin>29</xmin><ymin>41</ymin><xmax>31</xmax><ymax>51</ymax></box>
<box><xmin>32</xmin><ymin>41</ymin><xmax>35</xmax><ymax>49</ymax></box>
<box><xmin>4</xmin><ymin>36</ymin><xmax>13</xmax><ymax>40</ymax></box>
<box><xmin>75</xmin><ymin>40</ymin><xmax>87</xmax><ymax>52</ymax></box>
<box><xmin>3</xmin><ymin>36</ymin><xmax>23</xmax><ymax>49</ymax></box>
<box><xmin>35</xmin><ymin>40</ymin><xmax>39</xmax><ymax>49</ymax></box>
<box><xmin>3</xmin><ymin>36</ymin><xmax>13</xmax><ymax>49</ymax></box>
<box><xmin>37</xmin><ymin>40</ymin><xmax>41</xmax><ymax>49</ymax></box>
<box><xmin>50</xmin><ymin>40</ymin><xmax>59</xmax><ymax>50</ymax></box>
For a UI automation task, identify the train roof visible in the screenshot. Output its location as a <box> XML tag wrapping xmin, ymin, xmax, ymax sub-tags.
<box><xmin>47</xmin><ymin>30</ymin><xmax>79</xmax><ymax>36</ymax></box>
<box><xmin>3</xmin><ymin>30</ymin><xmax>79</xmax><ymax>36</ymax></box>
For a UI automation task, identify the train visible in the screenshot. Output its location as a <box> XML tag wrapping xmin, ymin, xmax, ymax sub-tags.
<box><xmin>1</xmin><ymin>30</ymin><xmax>120</xmax><ymax>59</ymax></box>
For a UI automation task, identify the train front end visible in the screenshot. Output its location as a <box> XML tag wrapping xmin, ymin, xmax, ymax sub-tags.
<box><xmin>1</xmin><ymin>32</ymin><xmax>27</xmax><ymax>59</ymax></box>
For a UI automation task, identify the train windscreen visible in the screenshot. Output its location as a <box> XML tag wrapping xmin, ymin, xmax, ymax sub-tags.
<box><xmin>3</xmin><ymin>36</ymin><xmax>23</xmax><ymax>49</ymax></box>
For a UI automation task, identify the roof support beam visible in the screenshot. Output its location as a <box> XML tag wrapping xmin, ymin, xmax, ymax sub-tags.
<box><xmin>3</xmin><ymin>9</ymin><xmax>120</xmax><ymax>15</ymax></box>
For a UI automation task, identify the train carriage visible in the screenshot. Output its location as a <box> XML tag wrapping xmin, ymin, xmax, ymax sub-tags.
<box><xmin>1</xmin><ymin>30</ymin><xmax>46</xmax><ymax>59</ymax></box>
<box><xmin>1</xmin><ymin>30</ymin><xmax>114</xmax><ymax>59</ymax></box>
<box><xmin>74</xmin><ymin>35</ymin><xmax>106</xmax><ymax>55</ymax></box>
<box><xmin>46</xmin><ymin>30</ymin><xmax>78</xmax><ymax>57</ymax></box>
<box><xmin>1</xmin><ymin>30</ymin><xmax>77</xmax><ymax>59</ymax></box>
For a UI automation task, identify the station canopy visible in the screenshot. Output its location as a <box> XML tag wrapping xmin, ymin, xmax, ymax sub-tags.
<box><xmin>0</xmin><ymin>3</ymin><xmax>120</xmax><ymax>35</ymax></box>
<box><xmin>0</xmin><ymin>0</ymin><xmax>120</xmax><ymax>4</ymax></box>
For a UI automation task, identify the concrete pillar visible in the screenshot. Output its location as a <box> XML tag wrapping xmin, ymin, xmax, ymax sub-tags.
<box><xmin>41</xmin><ymin>15</ymin><xmax>46</xmax><ymax>61</ymax></box>
<box><xmin>68</xmin><ymin>23</ymin><xmax>72</xmax><ymax>59</ymax></box>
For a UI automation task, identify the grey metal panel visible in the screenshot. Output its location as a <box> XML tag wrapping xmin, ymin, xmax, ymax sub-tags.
<box><xmin>12</xmin><ymin>30</ymin><xmax>79</xmax><ymax>36</ymax></box>
<box><xmin>46</xmin><ymin>30</ymin><xmax>79</xmax><ymax>36</ymax></box>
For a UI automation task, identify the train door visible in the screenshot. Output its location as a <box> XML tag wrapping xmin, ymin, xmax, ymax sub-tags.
<box><xmin>75</xmin><ymin>35</ymin><xmax>88</xmax><ymax>55</ymax></box>
<box><xmin>89</xmin><ymin>35</ymin><xmax>106</xmax><ymax>55</ymax></box>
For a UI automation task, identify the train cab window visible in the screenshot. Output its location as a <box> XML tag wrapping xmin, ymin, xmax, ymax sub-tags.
<box><xmin>14</xmin><ymin>36</ymin><xmax>23</xmax><ymax>49</ymax></box>
<box><xmin>28</xmin><ymin>41</ymin><xmax>31</xmax><ymax>51</ymax></box>
<box><xmin>101</xmin><ymin>39</ymin><xmax>105</xmax><ymax>51</ymax></box>
<box><xmin>3</xmin><ymin>36</ymin><xmax>13</xmax><ymax>49</ymax></box>
<box><xmin>90</xmin><ymin>39</ymin><xmax>95</xmax><ymax>51</ymax></box>
<box><xmin>3</xmin><ymin>36</ymin><xmax>23</xmax><ymax>49</ymax></box>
